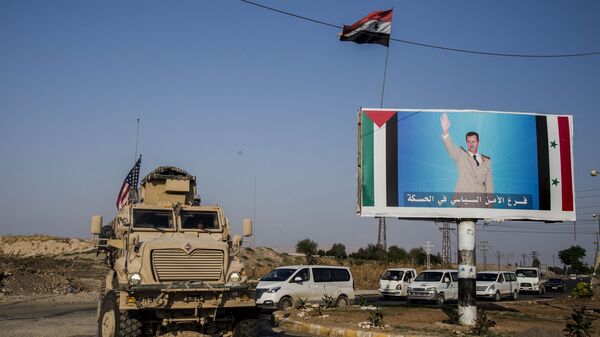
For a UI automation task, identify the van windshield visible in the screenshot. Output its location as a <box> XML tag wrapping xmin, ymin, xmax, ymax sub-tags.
<box><xmin>516</xmin><ymin>269</ymin><xmax>538</xmax><ymax>278</ymax></box>
<box><xmin>476</xmin><ymin>273</ymin><xmax>498</xmax><ymax>282</ymax></box>
<box><xmin>381</xmin><ymin>270</ymin><xmax>404</xmax><ymax>281</ymax></box>
<box><xmin>260</xmin><ymin>268</ymin><xmax>297</xmax><ymax>282</ymax></box>
<box><xmin>414</xmin><ymin>272</ymin><xmax>443</xmax><ymax>282</ymax></box>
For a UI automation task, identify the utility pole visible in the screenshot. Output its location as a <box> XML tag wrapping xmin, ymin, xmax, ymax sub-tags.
<box><xmin>497</xmin><ymin>251</ymin><xmax>503</xmax><ymax>270</ymax></box>
<box><xmin>506</xmin><ymin>252</ymin><xmax>515</xmax><ymax>267</ymax></box>
<box><xmin>479</xmin><ymin>241</ymin><xmax>490</xmax><ymax>271</ymax></box>
<box><xmin>424</xmin><ymin>240</ymin><xmax>434</xmax><ymax>270</ymax></box>
<box><xmin>439</xmin><ymin>222</ymin><xmax>455</xmax><ymax>266</ymax></box>
<box><xmin>522</xmin><ymin>253</ymin><xmax>527</xmax><ymax>267</ymax></box>
<box><xmin>530</xmin><ymin>251</ymin><xmax>539</xmax><ymax>267</ymax></box>
<box><xmin>552</xmin><ymin>255</ymin><xmax>556</xmax><ymax>273</ymax></box>
<box><xmin>377</xmin><ymin>218</ymin><xmax>387</xmax><ymax>251</ymax></box>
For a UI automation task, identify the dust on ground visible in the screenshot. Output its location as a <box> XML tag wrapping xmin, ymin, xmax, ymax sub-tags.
<box><xmin>286</xmin><ymin>298</ymin><xmax>600</xmax><ymax>337</ymax></box>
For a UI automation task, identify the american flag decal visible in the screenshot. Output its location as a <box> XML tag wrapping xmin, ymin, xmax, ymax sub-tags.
<box><xmin>116</xmin><ymin>156</ymin><xmax>141</xmax><ymax>210</ymax></box>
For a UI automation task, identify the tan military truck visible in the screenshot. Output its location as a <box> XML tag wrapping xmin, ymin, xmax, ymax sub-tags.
<box><xmin>91</xmin><ymin>166</ymin><xmax>258</xmax><ymax>337</ymax></box>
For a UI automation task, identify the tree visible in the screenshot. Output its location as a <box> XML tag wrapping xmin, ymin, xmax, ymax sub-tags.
<box><xmin>532</xmin><ymin>257</ymin><xmax>541</xmax><ymax>268</ymax></box>
<box><xmin>408</xmin><ymin>247</ymin><xmax>427</xmax><ymax>265</ymax></box>
<box><xmin>326</xmin><ymin>243</ymin><xmax>347</xmax><ymax>259</ymax></box>
<box><xmin>349</xmin><ymin>244</ymin><xmax>385</xmax><ymax>260</ymax></box>
<box><xmin>387</xmin><ymin>245</ymin><xmax>408</xmax><ymax>263</ymax></box>
<box><xmin>296</xmin><ymin>238</ymin><xmax>318</xmax><ymax>264</ymax></box>
<box><xmin>558</xmin><ymin>245</ymin><xmax>587</xmax><ymax>274</ymax></box>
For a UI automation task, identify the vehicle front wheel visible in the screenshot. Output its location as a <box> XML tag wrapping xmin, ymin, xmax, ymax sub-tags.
<box><xmin>512</xmin><ymin>290</ymin><xmax>518</xmax><ymax>301</ymax></box>
<box><xmin>98</xmin><ymin>291</ymin><xmax>142</xmax><ymax>337</ymax></box>
<box><xmin>494</xmin><ymin>291</ymin><xmax>501</xmax><ymax>302</ymax></box>
<box><xmin>233</xmin><ymin>319</ymin><xmax>260</xmax><ymax>337</ymax></box>
<box><xmin>277</xmin><ymin>297</ymin><xmax>293</xmax><ymax>311</ymax></box>
<box><xmin>436</xmin><ymin>293</ymin><xmax>445</xmax><ymax>306</ymax></box>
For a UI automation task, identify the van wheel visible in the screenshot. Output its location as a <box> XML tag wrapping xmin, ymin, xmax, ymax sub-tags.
<box><xmin>494</xmin><ymin>291</ymin><xmax>501</xmax><ymax>302</ymax></box>
<box><xmin>277</xmin><ymin>297</ymin><xmax>293</xmax><ymax>311</ymax></box>
<box><xmin>436</xmin><ymin>293</ymin><xmax>445</xmax><ymax>306</ymax></box>
<box><xmin>512</xmin><ymin>290</ymin><xmax>518</xmax><ymax>301</ymax></box>
<box><xmin>336</xmin><ymin>295</ymin><xmax>349</xmax><ymax>307</ymax></box>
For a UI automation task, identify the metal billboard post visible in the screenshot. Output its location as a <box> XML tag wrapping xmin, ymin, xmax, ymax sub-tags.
<box><xmin>457</xmin><ymin>219</ymin><xmax>477</xmax><ymax>326</ymax></box>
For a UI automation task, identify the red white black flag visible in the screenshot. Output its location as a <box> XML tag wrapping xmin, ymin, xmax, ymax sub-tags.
<box><xmin>340</xmin><ymin>9</ymin><xmax>393</xmax><ymax>47</ymax></box>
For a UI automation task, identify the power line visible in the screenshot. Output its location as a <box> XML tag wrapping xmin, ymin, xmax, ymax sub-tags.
<box><xmin>241</xmin><ymin>0</ymin><xmax>600</xmax><ymax>58</ymax></box>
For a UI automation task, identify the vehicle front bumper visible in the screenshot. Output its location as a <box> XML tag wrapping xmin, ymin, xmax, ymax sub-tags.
<box><xmin>407</xmin><ymin>290</ymin><xmax>437</xmax><ymax>301</ymax></box>
<box><xmin>379</xmin><ymin>288</ymin><xmax>403</xmax><ymax>297</ymax></box>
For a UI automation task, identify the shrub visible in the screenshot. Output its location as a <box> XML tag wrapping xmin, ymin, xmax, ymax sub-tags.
<box><xmin>367</xmin><ymin>308</ymin><xmax>384</xmax><ymax>328</ymax></box>
<box><xmin>564</xmin><ymin>305</ymin><xmax>595</xmax><ymax>337</ymax></box>
<box><xmin>571</xmin><ymin>282</ymin><xmax>593</xmax><ymax>299</ymax></box>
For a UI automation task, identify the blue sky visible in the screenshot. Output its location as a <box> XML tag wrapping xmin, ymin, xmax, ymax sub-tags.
<box><xmin>1</xmin><ymin>1</ymin><xmax>599</xmax><ymax>265</ymax></box>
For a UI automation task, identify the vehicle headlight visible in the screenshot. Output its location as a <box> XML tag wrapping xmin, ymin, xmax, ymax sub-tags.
<box><xmin>229</xmin><ymin>272</ymin><xmax>241</xmax><ymax>283</ymax></box>
<box><xmin>489</xmin><ymin>285</ymin><xmax>495</xmax><ymax>291</ymax></box>
<box><xmin>396</xmin><ymin>284</ymin><xmax>402</xmax><ymax>290</ymax></box>
<box><xmin>426</xmin><ymin>287</ymin><xmax>437</xmax><ymax>292</ymax></box>
<box><xmin>267</xmin><ymin>287</ymin><xmax>281</xmax><ymax>293</ymax></box>
<box><xmin>533</xmin><ymin>282</ymin><xmax>538</xmax><ymax>287</ymax></box>
<box><xmin>128</xmin><ymin>273</ymin><xmax>142</xmax><ymax>286</ymax></box>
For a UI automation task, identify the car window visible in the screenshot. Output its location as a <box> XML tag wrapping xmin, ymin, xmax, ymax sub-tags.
<box><xmin>313</xmin><ymin>268</ymin><xmax>332</xmax><ymax>282</ymax></box>
<box><xmin>332</xmin><ymin>269</ymin><xmax>351</xmax><ymax>282</ymax></box>
<box><xmin>498</xmin><ymin>273</ymin><xmax>504</xmax><ymax>282</ymax></box>
<box><xmin>476</xmin><ymin>273</ymin><xmax>498</xmax><ymax>282</ymax></box>
<box><xmin>381</xmin><ymin>270</ymin><xmax>404</xmax><ymax>281</ymax></box>
<box><xmin>451</xmin><ymin>272</ymin><xmax>458</xmax><ymax>282</ymax></box>
<box><xmin>261</xmin><ymin>268</ymin><xmax>297</xmax><ymax>282</ymax></box>
<box><xmin>414</xmin><ymin>272</ymin><xmax>443</xmax><ymax>282</ymax></box>
<box><xmin>294</xmin><ymin>268</ymin><xmax>310</xmax><ymax>282</ymax></box>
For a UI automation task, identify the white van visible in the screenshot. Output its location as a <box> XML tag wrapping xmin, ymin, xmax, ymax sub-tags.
<box><xmin>378</xmin><ymin>268</ymin><xmax>417</xmax><ymax>299</ymax></box>
<box><xmin>407</xmin><ymin>269</ymin><xmax>458</xmax><ymax>305</ymax></box>
<box><xmin>255</xmin><ymin>265</ymin><xmax>355</xmax><ymax>310</ymax></box>
<box><xmin>516</xmin><ymin>267</ymin><xmax>545</xmax><ymax>295</ymax></box>
<box><xmin>476</xmin><ymin>271</ymin><xmax>519</xmax><ymax>301</ymax></box>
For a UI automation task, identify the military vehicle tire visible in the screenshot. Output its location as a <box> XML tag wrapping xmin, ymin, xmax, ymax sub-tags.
<box><xmin>98</xmin><ymin>291</ymin><xmax>142</xmax><ymax>337</ymax></box>
<box><xmin>233</xmin><ymin>319</ymin><xmax>260</xmax><ymax>337</ymax></box>
<box><xmin>512</xmin><ymin>290</ymin><xmax>518</xmax><ymax>301</ymax></box>
<box><xmin>277</xmin><ymin>297</ymin><xmax>293</xmax><ymax>311</ymax></box>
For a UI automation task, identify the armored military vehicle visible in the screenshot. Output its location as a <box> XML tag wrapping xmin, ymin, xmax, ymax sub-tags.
<box><xmin>91</xmin><ymin>166</ymin><xmax>258</xmax><ymax>337</ymax></box>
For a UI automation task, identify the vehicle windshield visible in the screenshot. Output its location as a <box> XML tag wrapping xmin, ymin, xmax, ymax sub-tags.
<box><xmin>548</xmin><ymin>278</ymin><xmax>563</xmax><ymax>283</ymax></box>
<box><xmin>516</xmin><ymin>269</ymin><xmax>538</xmax><ymax>278</ymax></box>
<box><xmin>260</xmin><ymin>268</ymin><xmax>297</xmax><ymax>282</ymax></box>
<box><xmin>181</xmin><ymin>211</ymin><xmax>219</xmax><ymax>230</ymax></box>
<box><xmin>476</xmin><ymin>273</ymin><xmax>498</xmax><ymax>282</ymax></box>
<box><xmin>133</xmin><ymin>210</ymin><xmax>173</xmax><ymax>229</ymax></box>
<box><xmin>414</xmin><ymin>272</ymin><xmax>443</xmax><ymax>282</ymax></box>
<box><xmin>381</xmin><ymin>270</ymin><xmax>405</xmax><ymax>281</ymax></box>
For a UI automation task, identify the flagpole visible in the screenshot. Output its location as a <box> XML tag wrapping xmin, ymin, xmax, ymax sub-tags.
<box><xmin>380</xmin><ymin>45</ymin><xmax>390</xmax><ymax>108</ymax></box>
<box><xmin>134</xmin><ymin>118</ymin><xmax>140</xmax><ymax>163</ymax></box>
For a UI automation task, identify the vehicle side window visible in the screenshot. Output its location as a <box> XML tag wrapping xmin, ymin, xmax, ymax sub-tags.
<box><xmin>510</xmin><ymin>273</ymin><xmax>517</xmax><ymax>281</ymax></box>
<box><xmin>293</xmin><ymin>268</ymin><xmax>310</xmax><ymax>282</ymax></box>
<box><xmin>332</xmin><ymin>269</ymin><xmax>350</xmax><ymax>282</ymax></box>
<box><xmin>451</xmin><ymin>272</ymin><xmax>458</xmax><ymax>282</ymax></box>
<box><xmin>313</xmin><ymin>268</ymin><xmax>332</xmax><ymax>282</ymax></box>
<box><xmin>498</xmin><ymin>273</ymin><xmax>504</xmax><ymax>282</ymax></box>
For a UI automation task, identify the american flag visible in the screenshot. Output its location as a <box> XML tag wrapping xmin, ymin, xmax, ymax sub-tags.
<box><xmin>116</xmin><ymin>156</ymin><xmax>141</xmax><ymax>210</ymax></box>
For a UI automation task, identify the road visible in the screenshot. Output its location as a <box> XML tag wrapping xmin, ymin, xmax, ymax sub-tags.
<box><xmin>0</xmin><ymin>296</ymin><xmax>313</xmax><ymax>337</ymax></box>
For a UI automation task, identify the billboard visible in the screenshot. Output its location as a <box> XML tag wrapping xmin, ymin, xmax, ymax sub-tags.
<box><xmin>358</xmin><ymin>109</ymin><xmax>575</xmax><ymax>222</ymax></box>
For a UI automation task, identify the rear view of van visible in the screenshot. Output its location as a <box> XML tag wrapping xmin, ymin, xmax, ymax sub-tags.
<box><xmin>255</xmin><ymin>265</ymin><xmax>355</xmax><ymax>310</ymax></box>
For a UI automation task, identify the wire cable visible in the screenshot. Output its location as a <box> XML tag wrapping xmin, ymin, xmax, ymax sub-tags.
<box><xmin>241</xmin><ymin>0</ymin><xmax>600</xmax><ymax>58</ymax></box>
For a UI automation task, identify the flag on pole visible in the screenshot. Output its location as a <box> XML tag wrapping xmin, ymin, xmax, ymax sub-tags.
<box><xmin>116</xmin><ymin>156</ymin><xmax>141</xmax><ymax>210</ymax></box>
<box><xmin>340</xmin><ymin>9</ymin><xmax>393</xmax><ymax>47</ymax></box>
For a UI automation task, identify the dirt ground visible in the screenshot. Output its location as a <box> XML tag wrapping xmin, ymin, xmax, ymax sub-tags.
<box><xmin>286</xmin><ymin>297</ymin><xmax>600</xmax><ymax>337</ymax></box>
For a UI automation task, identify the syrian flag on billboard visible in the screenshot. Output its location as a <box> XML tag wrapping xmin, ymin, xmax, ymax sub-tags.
<box><xmin>535</xmin><ymin>115</ymin><xmax>574</xmax><ymax>212</ymax></box>
<box><xmin>116</xmin><ymin>156</ymin><xmax>141</xmax><ymax>210</ymax></box>
<box><xmin>340</xmin><ymin>9</ymin><xmax>393</xmax><ymax>47</ymax></box>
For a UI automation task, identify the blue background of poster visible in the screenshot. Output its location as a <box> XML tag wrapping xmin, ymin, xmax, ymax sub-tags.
<box><xmin>396</xmin><ymin>111</ymin><xmax>540</xmax><ymax>209</ymax></box>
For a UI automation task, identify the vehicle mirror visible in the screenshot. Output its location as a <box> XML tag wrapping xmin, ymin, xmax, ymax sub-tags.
<box><xmin>233</xmin><ymin>235</ymin><xmax>243</xmax><ymax>247</ymax></box>
<box><xmin>242</xmin><ymin>218</ymin><xmax>253</xmax><ymax>237</ymax></box>
<box><xmin>91</xmin><ymin>215</ymin><xmax>103</xmax><ymax>235</ymax></box>
<box><xmin>294</xmin><ymin>276</ymin><xmax>303</xmax><ymax>283</ymax></box>
<box><xmin>444</xmin><ymin>277</ymin><xmax>450</xmax><ymax>283</ymax></box>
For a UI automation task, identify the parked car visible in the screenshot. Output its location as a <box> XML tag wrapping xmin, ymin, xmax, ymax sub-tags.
<box><xmin>255</xmin><ymin>265</ymin><xmax>355</xmax><ymax>310</ymax></box>
<box><xmin>475</xmin><ymin>271</ymin><xmax>519</xmax><ymax>301</ymax></box>
<box><xmin>545</xmin><ymin>278</ymin><xmax>566</xmax><ymax>292</ymax></box>
<box><xmin>407</xmin><ymin>269</ymin><xmax>458</xmax><ymax>305</ymax></box>
<box><xmin>378</xmin><ymin>268</ymin><xmax>417</xmax><ymax>299</ymax></box>
<box><xmin>516</xmin><ymin>267</ymin><xmax>546</xmax><ymax>295</ymax></box>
